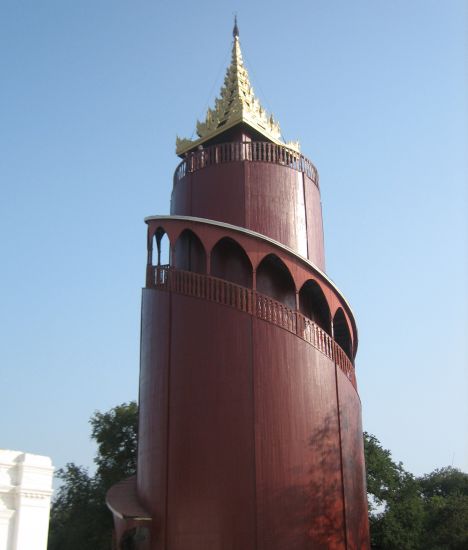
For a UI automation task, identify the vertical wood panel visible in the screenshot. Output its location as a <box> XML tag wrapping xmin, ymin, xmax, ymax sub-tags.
<box><xmin>190</xmin><ymin>163</ymin><xmax>246</xmax><ymax>228</ymax></box>
<box><xmin>167</xmin><ymin>295</ymin><xmax>256</xmax><ymax>550</ymax></box>
<box><xmin>337</xmin><ymin>369</ymin><xmax>370</xmax><ymax>550</ymax></box>
<box><xmin>137</xmin><ymin>289</ymin><xmax>171</xmax><ymax>550</ymax></box>
<box><xmin>171</xmin><ymin>174</ymin><xmax>192</xmax><ymax>216</ymax></box>
<box><xmin>253</xmin><ymin>320</ymin><xmax>346</xmax><ymax>549</ymax></box>
<box><xmin>304</xmin><ymin>174</ymin><xmax>326</xmax><ymax>270</ymax></box>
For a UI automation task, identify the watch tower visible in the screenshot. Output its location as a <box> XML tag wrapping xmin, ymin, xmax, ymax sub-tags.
<box><xmin>108</xmin><ymin>20</ymin><xmax>370</xmax><ymax>550</ymax></box>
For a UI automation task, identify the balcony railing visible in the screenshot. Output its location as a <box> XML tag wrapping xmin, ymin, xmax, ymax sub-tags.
<box><xmin>173</xmin><ymin>141</ymin><xmax>319</xmax><ymax>188</ymax></box>
<box><xmin>153</xmin><ymin>266</ymin><xmax>356</xmax><ymax>389</ymax></box>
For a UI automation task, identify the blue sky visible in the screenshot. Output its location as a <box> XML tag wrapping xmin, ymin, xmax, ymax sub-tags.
<box><xmin>1</xmin><ymin>0</ymin><xmax>467</xmax><ymax>478</ymax></box>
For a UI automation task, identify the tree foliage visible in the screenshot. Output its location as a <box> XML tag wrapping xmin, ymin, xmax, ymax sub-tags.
<box><xmin>419</xmin><ymin>467</ymin><xmax>468</xmax><ymax>550</ymax></box>
<box><xmin>48</xmin><ymin>402</ymin><xmax>138</xmax><ymax>550</ymax></box>
<box><xmin>364</xmin><ymin>432</ymin><xmax>468</xmax><ymax>550</ymax></box>
<box><xmin>90</xmin><ymin>401</ymin><xmax>138</xmax><ymax>488</ymax></box>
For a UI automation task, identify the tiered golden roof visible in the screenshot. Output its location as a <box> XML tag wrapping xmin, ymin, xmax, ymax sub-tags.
<box><xmin>176</xmin><ymin>21</ymin><xmax>300</xmax><ymax>156</ymax></box>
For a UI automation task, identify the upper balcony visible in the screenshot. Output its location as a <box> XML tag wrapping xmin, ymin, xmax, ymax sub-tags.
<box><xmin>143</xmin><ymin>215</ymin><xmax>359</xmax><ymax>391</ymax></box>
<box><xmin>173</xmin><ymin>141</ymin><xmax>319</xmax><ymax>189</ymax></box>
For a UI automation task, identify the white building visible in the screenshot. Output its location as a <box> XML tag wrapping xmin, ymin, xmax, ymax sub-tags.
<box><xmin>0</xmin><ymin>450</ymin><xmax>53</xmax><ymax>550</ymax></box>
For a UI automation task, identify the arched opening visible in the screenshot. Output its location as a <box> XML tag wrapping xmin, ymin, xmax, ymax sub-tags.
<box><xmin>152</xmin><ymin>227</ymin><xmax>170</xmax><ymax>267</ymax></box>
<box><xmin>211</xmin><ymin>237</ymin><xmax>252</xmax><ymax>288</ymax></box>
<box><xmin>299</xmin><ymin>280</ymin><xmax>331</xmax><ymax>334</ymax></box>
<box><xmin>256</xmin><ymin>254</ymin><xmax>296</xmax><ymax>309</ymax></box>
<box><xmin>174</xmin><ymin>229</ymin><xmax>206</xmax><ymax>274</ymax></box>
<box><xmin>333</xmin><ymin>308</ymin><xmax>353</xmax><ymax>360</ymax></box>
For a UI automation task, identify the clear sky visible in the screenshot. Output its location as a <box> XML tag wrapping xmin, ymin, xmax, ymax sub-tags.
<box><xmin>1</xmin><ymin>0</ymin><xmax>467</xmax><ymax>479</ymax></box>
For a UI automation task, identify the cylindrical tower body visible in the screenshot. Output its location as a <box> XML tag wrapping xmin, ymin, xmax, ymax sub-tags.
<box><xmin>171</xmin><ymin>140</ymin><xmax>325</xmax><ymax>270</ymax></box>
<box><xmin>134</xmin><ymin>142</ymin><xmax>369</xmax><ymax>549</ymax></box>
<box><xmin>107</xmin><ymin>26</ymin><xmax>369</xmax><ymax>550</ymax></box>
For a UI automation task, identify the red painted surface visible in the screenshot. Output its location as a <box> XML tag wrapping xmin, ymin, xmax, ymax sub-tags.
<box><xmin>146</xmin><ymin>217</ymin><xmax>357</xmax><ymax>355</ymax></box>
<box><xmin>135</xmin><ymin>288</ymin><xmax>368</xmax><ymax>548</ymax></box>
<box><xmin>252</xmin><ymin>321</ymin><xmax>346</xmax><ymax>550</ymax></box>
<box><xmin>303</xmin><ymin>174</ymin><xmax>326</xmax><ymax>270</ymax></box>
<box><xmin>137</xmin><ymin>289</ymin><xmax>170</xmax><ymax>550</ymax></box>
<box><xmin>109</xmin><ymin>130</ymin><xmax>369</xmax><ymax>548</ymax></box>
<box><xmin>166</xmin><ymin>296</ymin><xmax>256</xmax><ymax>549</ymax></box>
<box><xmin>337</xmin><ymin>369</ymin><xmax>370</xmax><ymax>549</ymax></box>
<box><xmin>148</xmin><ymin>266</ymin><xmax>356</xmax><ymax>387</ymax></box>
<box><xmin>171</xmin><ymin>158</ymin><xmax>325</xmax><ymax>270</ymax></box>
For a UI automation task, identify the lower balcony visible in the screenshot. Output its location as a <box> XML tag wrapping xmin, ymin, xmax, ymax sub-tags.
<box><xmin>150</xmin><ymin>265</ymin><xmax>357</xmax><ymax>390</ymax></box>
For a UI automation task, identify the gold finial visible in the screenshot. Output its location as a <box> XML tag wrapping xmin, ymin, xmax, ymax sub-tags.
<box><xmin>176</xmin><ymin>23</ymin><xmax>300</xmax><ymax>156</ymax></box>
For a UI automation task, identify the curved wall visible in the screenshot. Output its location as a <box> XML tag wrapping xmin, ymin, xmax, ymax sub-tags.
<box><xmin>137</xmin><ymin>289</ymin><xmax>170</xmax><ymax>550</ymax></box>
<box><xmin>137</xmin><ymin>288</ymin><xmax>369</xmax><ymax>549</ymax></box>
<box><xmin>145</xmin><ymin>217</ymin><xmax>357</xmax><ymax>356</ymax></box>
<box><xmin>171</xmin><ymin>161</ymin><xmax>325</xmax><ymax>270</ymax></box>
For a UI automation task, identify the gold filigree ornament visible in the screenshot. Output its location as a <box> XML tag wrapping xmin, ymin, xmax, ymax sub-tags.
<box><xmin>176</xmin><ymin>21</ymin><xmax>300</xmax><ymax>156</ymax></box>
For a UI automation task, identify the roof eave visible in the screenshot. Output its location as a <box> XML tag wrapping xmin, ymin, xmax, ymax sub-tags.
<box><xmin>176</xmin><ymin>116</ymin><xmax>297</xmax><ymax>157</ymax></box>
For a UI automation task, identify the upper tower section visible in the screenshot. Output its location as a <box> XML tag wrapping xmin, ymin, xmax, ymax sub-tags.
<box><xmin>171</xmin><ymin>20</ymin><xmax>326</xmax><ymax>270</ymax></box>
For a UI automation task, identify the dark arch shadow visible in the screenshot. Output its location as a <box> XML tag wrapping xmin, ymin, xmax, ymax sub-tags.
<box><xmin>299</xmin><ymin>280</ymin><xmax>331</xmax><ymax>335</ymax></box>
<box><xmin>256</xmin><ymin>254</ymin><xmax>296</xmax><ymax>309</ymax></box>
<box><xmin>211</xmin><ymin>237</ymin><xmax>252</xmax><ymax>288</ymax></box>
<box><xmin>333</xmin><ymin>308</ymin><xmax>352</xmax><ymax>360</ymax></box>
<box><xmin>174</xmin><ymin>229</ymin><xmax>206</xmax><ymax>274</ymax></box>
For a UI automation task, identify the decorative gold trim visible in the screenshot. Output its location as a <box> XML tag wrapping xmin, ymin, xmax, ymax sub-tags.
<box><xmin>176</xmin><ymin>30</ymin><xmax>300</xmax><ymax>156</ymax></box>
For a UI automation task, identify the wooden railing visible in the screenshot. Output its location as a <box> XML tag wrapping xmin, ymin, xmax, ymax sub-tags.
<box><xmin>152</xmin><ymin>266</ymin><xmax>356</xmax><ymax>389</ymax></box>
<box><xmin>173</xmin><ymin>141</ymin><xmax>319</xmax><ymax>188</ymax></box>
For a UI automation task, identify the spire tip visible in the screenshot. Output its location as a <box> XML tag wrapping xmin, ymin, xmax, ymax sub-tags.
<box><xmin>233</xmin><ymin>15</ymin><xmax>239</xmax><ymax>38</ymax></box>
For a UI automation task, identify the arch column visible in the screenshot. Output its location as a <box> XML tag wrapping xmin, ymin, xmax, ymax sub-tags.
<box><xmin>146</xmin><ymin>234</ymin><xmax>154</xmax><ymax>288</ymax></box>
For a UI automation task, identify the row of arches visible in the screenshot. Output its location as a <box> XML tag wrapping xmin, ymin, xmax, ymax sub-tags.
<box><xmin>151</xmin><ymin>228</ymin><xmax>353</xmax><ymax>360</ymax></box>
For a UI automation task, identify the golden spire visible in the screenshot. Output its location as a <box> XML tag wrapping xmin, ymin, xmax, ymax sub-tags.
<box><xmin>176</xmin><ymin>20</ymin><xmax>300</xmax><ymax>156</ymax></box>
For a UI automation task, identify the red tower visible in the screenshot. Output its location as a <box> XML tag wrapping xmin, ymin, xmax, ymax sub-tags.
<box><xmin>108</xmin><ymin>22</ymin><xmax>370</xmax><ymax>550</ymax></box>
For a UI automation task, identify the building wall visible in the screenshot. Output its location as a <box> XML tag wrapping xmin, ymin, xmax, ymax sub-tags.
<box><xmin>146</xmin><ymin>218</ymin><xmax>357</xmax><ymax>355</ymax></box>
<box><xmin>0</xmin><ymin>451</ymin><xmax>53</xmax><ymax>550</ymax></box>
<box><xmin>137</xmin><ymin>288</ymin><xmax>368</xmax><ymax>549</ymax></box>
<box><xmin>132</xmin><ymin>141</ymin><xmax>369</xmax><ymax>548</ymax></box>
<box><xmin>171</xmin><ymin>161</ymin><xmax>325</xmax><ymax>270</ymax></box>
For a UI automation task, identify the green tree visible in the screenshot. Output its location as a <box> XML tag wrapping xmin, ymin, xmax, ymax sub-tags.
<box><xmin>90</xmin><ymin>401</ymin><xmax>138</xmax><ymax>488</ymax></box>
<box><xmin>364</xmin><ymin>432</ymin><xmax>424</xmax><ymax>549</ymax></box>
<box><xmin>364</xmin><ymin>432</ymin><xmax>407</xmax><ymax>508</ymax></box>
<box><xmin>48</xmin><ymin>402</ymin><xmax>138</xmax><ymax>550</ymax></box>
<box><xmin>419</xmin><ymin>467</ymin><xmax>468</xmax><ymax>550</ymax></box>
<box><xmin>364</xmin><ymin>433</ymin><xmax>468</xmax><ymax>550</ymax></box>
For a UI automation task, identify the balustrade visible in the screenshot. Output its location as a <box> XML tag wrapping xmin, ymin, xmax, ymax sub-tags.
<box><xmin>173</xmin><ymin>141</ymin><xmax>319</xmax><ymax>188</ymax></box>
<box><xmin>151</xmin><ymin>266</ymin><xmax>356</xmax><ymax>389</ymax></box>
